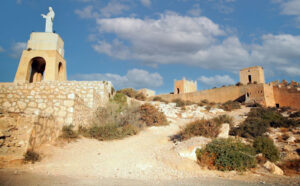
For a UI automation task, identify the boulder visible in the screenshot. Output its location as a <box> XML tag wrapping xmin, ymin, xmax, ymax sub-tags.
<box><xmin>287</xmin><ymin>136</ymin><xmax>296</xmax><ymax>143</ymax></box>
<box><xmin>176</xmin><ymin>136</ymin><xmax>211</xmax><ymax>161</ymax></box>
<box><xmin>263</xmin><ymin>161</ymin><xmax>284</xmax><ymax>175</ymax></box>
<box><xmin>217</xmin><ymin>123</ymin><xmax>230</xmax><ymax>139</ymax></box>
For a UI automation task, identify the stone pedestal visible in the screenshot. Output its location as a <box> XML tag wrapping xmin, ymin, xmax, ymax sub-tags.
<box><xmin>14</xmin><ymin>32</ymin><xmax>67</xmax><ymax>83</ymax></box>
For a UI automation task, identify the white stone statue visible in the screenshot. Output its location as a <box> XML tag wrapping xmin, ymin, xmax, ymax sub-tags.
<box><xmin>41</xmin><ymin>7</ymin><xmax>55</xmax><ymax>33</ymax></box>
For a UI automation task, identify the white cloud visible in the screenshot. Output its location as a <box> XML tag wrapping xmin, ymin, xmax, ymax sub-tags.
<box><xmin>141</xmin><ymin>0</ymin><xmax>151</xmax><ymax>7</ymax></box>
<box><xmin>198</xmin><ymin>75</ymin><xmax>235</xmax><ymax>86</ymax></box>
<box><xmin>187</xmin><ymin>4</ymin><xmax>201</xmax><ymax>16</ymax></box>
<box><xmin>75</xmin><ymin>1</ymin><xmax>130</xmax><ymax>19</ymax></box>
<box><xmin>281</xmin><ymin>0</ymin><xmax>300</xmax><ymax>16</ymax></box>
<box><xmin>75</xmin><ymin>6</ymin><xmax>99</xmax><ymax>19</ymax></box>
<box><xmin>91</xmin><ymin>13</ymin><xmax>300</xmax><ymax>75</ymax></box>
<box><xmin>100</xmin><ymin>1</ymin><xmax>130</xmax><ymax>18</ymax></box>
<box><xmin>274</xmin><ymin>0</ymin><xmax>300</xmax><ymax>26</ymax></box>
<box><xmin>72</xmin><ymin>69</ymin><xmax>163</xmax><ymax>89</ymax></box>
<box><xmin>10</xmin><ymin>42</ymin><xmax>26</xmax><ymax>59</ymax></box>
<box><xmin>0</xmin><ymin>46</ymin><xmax>4</xmax><ymax>53</ymax></box>
<box><xmin>280</xmin><ymin>66</ymin><xmax>300</xmax><ymax>76</ymax></box>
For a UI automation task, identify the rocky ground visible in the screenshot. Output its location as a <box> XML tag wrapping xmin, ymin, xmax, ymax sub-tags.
<box><xmin>0</xmin><ymin>103</ymin><xmax>299</xmax><ymax>186</ymax></box>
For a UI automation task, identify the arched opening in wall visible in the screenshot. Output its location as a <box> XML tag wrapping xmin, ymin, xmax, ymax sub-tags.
<box><xmin>29</xmin><ymin>57</ymin><xmax>46</xmax><ymax>83</ymax></box>
<box><xmin>58</xmin><ymin>62</ymin><xmax>64</xmax><ymax>81</ymax></box>
<box><xmin>248</xmin><ymin>75</ymin><xmax>252</xmax><ymax>83</ymax></box>
<box><xmin>177</xmin><ymin>88</ymin><xmax>180</xmax><ymax>94</ymax></box>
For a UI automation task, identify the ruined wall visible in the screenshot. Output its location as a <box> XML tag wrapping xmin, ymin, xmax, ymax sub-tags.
<box><xmin>0</xmin><ymin>81</ymin><xmax>112</xmax><ymax>127</ymax></box>
<box><xmin>0</xmin><ymin>113</ymin><xmax>60</xmax><ymax>162</ymax></box>
<box><xmin>273</xmin><ymin>86</ymin><xmax>300</xmax><ymax>109</ymax></box>
<box><xmin>158</xmin><ymin>85</ymin><xmax>245</xmax><ymax>103</ymax></box>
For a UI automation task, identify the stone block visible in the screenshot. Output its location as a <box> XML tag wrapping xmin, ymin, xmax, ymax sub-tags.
<box><xmin>64</xmin><ymin>100</ymin><xmax>74</xmax><ymax>107</ymax></box>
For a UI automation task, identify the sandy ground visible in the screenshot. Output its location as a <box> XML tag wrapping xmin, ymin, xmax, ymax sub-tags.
<box><xmin>0</xmin><ymin>108</ymin><xmax>300</xmax><ymax>185</ymax></box>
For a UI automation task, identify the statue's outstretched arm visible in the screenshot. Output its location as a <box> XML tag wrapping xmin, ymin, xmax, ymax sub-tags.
<box><xmin>41</xmin><ymin>14</ymin><xmax>46</xmax><ymax>18</ymax></box>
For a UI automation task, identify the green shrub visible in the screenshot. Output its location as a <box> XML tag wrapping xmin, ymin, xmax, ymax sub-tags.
<box><xmin>290</xmin><ymin>111</ymin><xmax>300</xmax><ymax>118</ymax></box>
<box><xmin>196</xmin><ymin>138</ymin><xmax>257</xmax><ymax>171</ymax></box>
<box><xmin>24</xmin><ymin>150</ymin><xmax>41</xmax><ymax>164</ymax></box>
<box><xmin>220</xmin><ymin>101</ymin><xmax>241</xmax><ymax>111</ymax></box>
<box><xmin>230</xmin><ymin>117</ymin><xmax>269</xmax><ymax>138</ymax></box>
<box><xmin>79</xmin><ymin>124</ymin><xmax>139</xmax><ymax>141</ymax></box>
<box><xmin>61</xmin><ymin>125</ymin><xmax>78</xmax><ymax>140</ymax></box>
<box><xmin>253</xmin><ymin>136</ymin><xmax>280</xmax><ymax>162</ymax></box>
<box><xmin>213</xmin><ymin>114</ymin><xmax>234</xmax><ymax>126</ymax></box>
<box><xmin>173</xmin><ymin>118</ymin><xmax>221</xmax><ymax>141</ymax></box>
<box><xmin>139</xmin><ymin>103</ymin><xmax>168</xmax><ymax>126</ymax></box>
<box><xmin>80</xmin><ymin>102</ymin><xmax>168</xmax><ymax>141</ymax></box>
<box><xmin>230</xmin><ymin>107</ymin><xmax>299</xmax><ymax>138</ymax></box>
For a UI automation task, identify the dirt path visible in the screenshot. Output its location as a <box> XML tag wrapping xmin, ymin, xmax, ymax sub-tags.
<box><xmin>1</xmin><ymin>109</ymin><xmax>299</xmax><ymax>185</ymax></box>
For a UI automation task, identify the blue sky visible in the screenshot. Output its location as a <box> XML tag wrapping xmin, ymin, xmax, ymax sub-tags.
<box><xmin>1</xmin><ymin>0</ymin><xmax>300</xmax><ymax>94</ymax></box>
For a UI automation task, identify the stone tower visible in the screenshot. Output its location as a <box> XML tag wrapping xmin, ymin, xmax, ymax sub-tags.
<box><xmin>174</xmin><ymin>78</ymin><xmax>197</xmax><ymax>94</ymax></box>
<box><xmin>240</xmin><ymin>66</ymin><xmax>265</xmax><ymax>85</ymax></box>
<box><xmin>14</xmin><ymin>32</ymin><xmax>67</xmax><ymax>83</ymax></box>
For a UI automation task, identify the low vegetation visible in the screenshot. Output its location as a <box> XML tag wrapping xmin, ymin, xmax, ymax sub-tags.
<box><xmin>196</xmin><ymin>138</ymin><xmax>257</xmax><ymax>171</ymax></box>
<box><xmin>79</xmin><ymin>94</ymin><xmax>168</xmax><ymax>141</ymax></box>
<box><xmin>139</xmin><ymin>103</ymin><xmax>169</xmax><ymax>127</ymax></box>
<box><xmin>253</xmin><ymin>136</ymin><xmax>280</xmax><ymax>162</ymax></box>
<box><xmin>220</xmin><ymin>101</ymin><xmax>241</xmax><ymax>111</ymax></box>
<box><xmin>230</xmin><ymin>107</ymin><xmax>299</xmax><ymax>138</ymax></box>
<box><xmin>60</xmin><ymin>125</ymin><xmax>79</xmax><ymax>141</ymax></box>
<box><xmin>213</xmin><ymin>114</ymin><xmax>234</xmax><ymax>126</ymax></box>
<box><xmin>290</xmin><ymin>111</ymin><xmax>300</xmax><ymax>118</ymax></box>
<box><xmin>24</xmin><ymin>150</ymin><xmax>41</xmax><ymax>164</ymax></box>
<box><xmin>117</xmin><ymin>88</ymin><xmax>146</xmax><ymax>101</ymax></box>
<box><xmin>152</xmin><ymin>96</ymin><xmax>169</xmax><ymax>104</ymax></box>
<box><xmin>278</xmin><ymin>159</ymin><xmax>300</xmax><ymax>176</ymax></box>
<box><xmin>171</xmin><ymin>116</ymin><xmax>233</xmax><ymax>141</ymax></box>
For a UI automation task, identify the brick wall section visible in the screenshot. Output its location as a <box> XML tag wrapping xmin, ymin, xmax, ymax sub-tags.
<box><xmin>0</xmin><ymin>81</ymin><xmax>112</xmax><ymax>127</ymax></box>
<box><xmin>273</xmin><ymin>86</ymin><xmax>300</xmax><ymax>109</ymax></box>
<box><xmin>158</xmin><ymin>86</ymin><xmax>245</xmax><ymax>103</ymax></box>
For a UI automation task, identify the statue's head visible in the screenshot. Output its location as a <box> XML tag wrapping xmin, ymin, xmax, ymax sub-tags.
<box><xmin>49</xmin><ymin>7</ymin><xmax>53</xmax><ymax>12</ymax></box>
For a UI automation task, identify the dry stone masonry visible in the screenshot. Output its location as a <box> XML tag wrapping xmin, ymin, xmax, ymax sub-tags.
<box><xmin>0</xmin><ymin>81</ymin><xmax>113</xmax><ymax>127</ymax></box>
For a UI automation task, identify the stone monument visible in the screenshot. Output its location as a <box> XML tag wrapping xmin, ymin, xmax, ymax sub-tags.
<box><xmin>14</xmin><ymin>7</ymin><xmax>67</xmax><ymax>83</ymax></box>
<box><xmin>41</xmin><ymin>7</ymin><xmax>55</xmax><ymax>33</ymax></box>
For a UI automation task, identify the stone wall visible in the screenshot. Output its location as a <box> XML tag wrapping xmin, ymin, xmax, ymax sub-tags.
<box><xmin>0</xmin><ymin>81</ymin><xmax>113</xmax><ymax>127</ymax></box>
<box><xmin>157</xmin><ymin>85</ymin><xmax>245</xmax><ymax>103</ymax></box>
<box><xmin>0</xmin><ymin>113</ymin><xmax>59</xmax><ymax>162</ymax></box>
<box><xmin>273</xmin><ymin>86</ymin><xmax>300</xmax><ymax>109</ymax></box>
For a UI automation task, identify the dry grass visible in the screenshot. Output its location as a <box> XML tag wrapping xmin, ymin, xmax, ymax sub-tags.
<box><xmin>278</xmin><ymin>159</ymin><xmax>300</xmax><ymax>176</ymax></box>
<box><xmin>171</xmin><ymin>118</ymin><xmax>221</xmax><ymax>141</ymax></box>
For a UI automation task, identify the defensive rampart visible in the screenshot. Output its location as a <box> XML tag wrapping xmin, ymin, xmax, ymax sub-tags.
<box><xmin>273</xmin><ymin>86</ymin><xmax>300</xmax><ymax>109</ymax></box>
<box><xmin>157</xmin><ymin>85</ymin><xmax>246</xmax><ymax>103</ymax></box>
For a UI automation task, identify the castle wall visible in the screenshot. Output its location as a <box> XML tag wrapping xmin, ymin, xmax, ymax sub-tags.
<box><xmin>244</xmin><ymin>84</ymin><xmax>276</xmax><ymax>107</ymax></box>
<box><xmin>158</xmin><ymin>85</ymin><xmax>244</xmax><ymax>103</ymax></box>
<box><xmin>0</xmin><ymin>81</ymin><xmax>112</xmax><ymax>127</ymax></box>
<box><xmin>273</xmin><ymin>86</ymin><xmax>300</xmax><ymax>109</ymax></box>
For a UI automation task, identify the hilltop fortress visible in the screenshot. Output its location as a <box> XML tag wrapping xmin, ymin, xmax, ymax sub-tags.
<box><xmin>158</xmin><ymin>66</ymin><xmax>300</xmax><ymax>109</ymax></box>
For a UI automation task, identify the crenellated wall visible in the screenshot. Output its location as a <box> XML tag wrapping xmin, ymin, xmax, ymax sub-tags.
<box><xmin>158</xmin><ymin>85</ymin><xmax>245</xmax><ymax>103</ymax></box>
<box><xmin>273</xmin><ymin>86</ymin><xmax>300</xmax><ymax>109</ymax></box>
